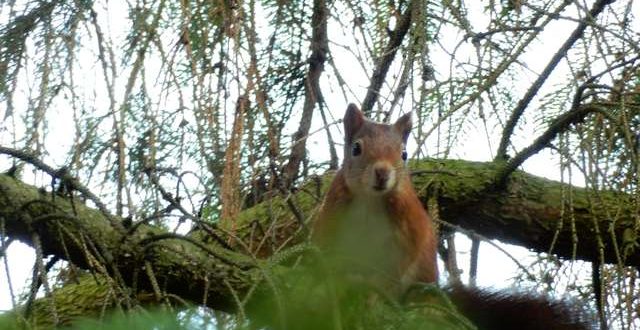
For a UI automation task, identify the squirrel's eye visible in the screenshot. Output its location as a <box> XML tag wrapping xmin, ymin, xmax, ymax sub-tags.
<box><xmin>352</xmin><ymin>141</ymin><xmax>362</xmax><ymax>156</ymax></box>
<box><xmin>401</xmin><ymin>150</ymin><xmax>408</xmax><ymax>161</ymax></box>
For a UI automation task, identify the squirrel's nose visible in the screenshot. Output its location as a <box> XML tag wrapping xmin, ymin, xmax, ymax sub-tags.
<box><xmin>373</xmin><ymin>167</ymin><xmax>390</xmax><ymax>190</ymax></box>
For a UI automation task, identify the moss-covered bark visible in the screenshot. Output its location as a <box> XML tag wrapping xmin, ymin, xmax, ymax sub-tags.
<box><xmin>410</xmin><ymin>159</ymin><xmax>639</xmax><ymax>267</ymax></box>
<box><xmin>0</xmin><ymin>174</ymin><xmax>266</xmax><ymax>325</ymax></box>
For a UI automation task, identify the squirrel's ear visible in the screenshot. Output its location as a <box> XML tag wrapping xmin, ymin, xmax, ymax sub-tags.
<box><xmin>344</xmin><ymin>103</ymin><xmax>364</xmax><ymax>143</ymax></box>
<box><xmin>394</xmin><ymin>112</ymin><xmax>412</xmax><ymax>143</ymax></box>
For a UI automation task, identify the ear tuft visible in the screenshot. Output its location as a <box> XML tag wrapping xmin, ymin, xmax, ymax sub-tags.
<box><xmin>394</xmin><ymin>112</ymin><xmax>412</xmax><ymax>143</ymax></box>
<box><xmin>344</xmin><ymin>103</ymin><xmax>365</xmax><ymax>144</ymax></box>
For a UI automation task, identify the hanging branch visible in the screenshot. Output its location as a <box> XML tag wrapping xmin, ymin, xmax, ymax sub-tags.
<box><xmin>468</xmin><ymin>238</ymin><xmax>479</xmax><ymax>286</ymax></box>
<box><xmin>318</xmin><ymin>104</ymin><xmax>339</xmax><ymax>170</ymax></box>
<box><xmin>220</xmin><ymin>96</ymin><xmax>248</xmax><ymax>232</ymax></box>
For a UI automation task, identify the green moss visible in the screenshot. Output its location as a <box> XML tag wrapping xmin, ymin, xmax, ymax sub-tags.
<box><xmin>235</xmin><ymin>174</ymin><xmax>333</xmax><ymax>230</ymax></box>
<box><xmin>409</xmin><ymin>158</ymin><xmax>499</xmax><ymax>203</ymax></box>
<box><xmin>0</xmin><ymin>275</ymin><xmax>115</xmax><ymax>329</ymax></box>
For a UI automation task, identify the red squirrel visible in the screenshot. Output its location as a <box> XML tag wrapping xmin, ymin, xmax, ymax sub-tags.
<box><xmin>312</xmin><ymin>103</ymin><xmax>437</xmax><ymax>292</ymax></box>
<box><xmin>312</xmin><ymin>104</ymin><xmax>591</xmax><ymax>330</ymax></box>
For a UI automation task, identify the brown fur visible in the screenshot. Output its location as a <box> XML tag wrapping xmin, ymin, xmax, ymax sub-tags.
<box><xmin>386</xmin><ymin>180</ymin><xmax>438</xmax><ymax>283</ymax></box>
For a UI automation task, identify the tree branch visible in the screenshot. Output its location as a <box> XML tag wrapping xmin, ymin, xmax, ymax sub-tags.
<box><xmin>495</xmin><ymin>0</ymin><xmax>616</xmax><ymax>160</ymax></box>
<box><xmin>494</xmin><ymin>103</ymin><xmax>603</xmax><ymax>188</ymax></box>
<box><xmin>360</xmin><ymin>1</ymin><xmax>415</xmax><ymax>116</ymax></box>
<box><xmin>0</xmin><ymin>146</ymin><xmax>124</xmax><ymax>233</ymax></box>
<box><xmin>411</xmin><ymin>158</ymin><xmax>640</xmax><ymax>268</ymax></box>
<box><xmin>0</xmin><ymin>174</ymin><xmax>259</xmax><ymax>314</ymax></box>
<box><xmin>283</xmin><ymin>0</ymin><xmax>328</xmax><ymax>187</ymax></box>
<box><xmin>494</xmin><ymin>55</ymin><xmax>640</xmax><ymax>186</ymax></box>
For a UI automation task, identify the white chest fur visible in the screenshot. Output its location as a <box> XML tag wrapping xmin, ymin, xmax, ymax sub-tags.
<box><xmin>329</xmin><ymin>196</ymin><xmax>404</xmax><ymax>284</ymax></box>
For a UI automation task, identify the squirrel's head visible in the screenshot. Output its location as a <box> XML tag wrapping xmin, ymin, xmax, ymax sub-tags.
<box><xmin>342</xmin><ymin>103</ymin><xmax>412</xmax><ymax>196</ymax></box>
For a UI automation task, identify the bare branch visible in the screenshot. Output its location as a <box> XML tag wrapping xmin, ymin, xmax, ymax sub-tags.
<box><xmin>361</xmin><ymin>0</ymin><xmax>415</xmax><ymax>116</ymax></box>
<box><xmin>283</xmin><ymin>0</ymin><xmax>328</xmax><ymax>187</ymax></box>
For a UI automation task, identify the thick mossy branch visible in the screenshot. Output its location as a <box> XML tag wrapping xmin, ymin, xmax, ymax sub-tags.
<box><xmin>0</xmin><ymin>174</ymin><xmax>264</xmax><ymax>317</ymax></box>
<box><xmin>410</xmin><ymin>159</ymin><xmax>638</xmax><ymax>267</ymax></box>
<box><xmin>1</xmin><ymin>274</ymin><xmax>114</xmax><ymax>329</ymax></box>
<box><xmin>237</xmin><ymin>159</ymin><xmax>639</xmax><ymax>267</ymax></box>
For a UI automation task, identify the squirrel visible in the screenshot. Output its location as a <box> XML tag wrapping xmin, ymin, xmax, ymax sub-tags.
<box><xmin>312</xmin><ymin>104</ymin><xmax>591</xmax><ymax>330</ymax></box>
<box><xmin>312</xmin><ymin>103</ymin><xmax>437</xmax><ymax>293</ymax></box>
